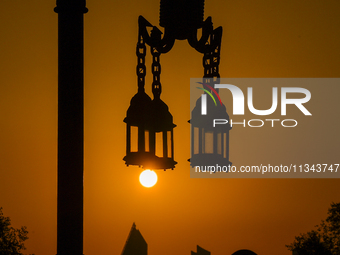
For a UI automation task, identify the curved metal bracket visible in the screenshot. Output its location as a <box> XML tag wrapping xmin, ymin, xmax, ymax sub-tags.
<box><xmin>139</xmin><ymin>16</ymin><xmax>175</xmax><ymax>53</ymax></box>
<box><xmin>187</xmin><ymin>16</ymin><xmax>213</xmax><ymax>54</ymax></box>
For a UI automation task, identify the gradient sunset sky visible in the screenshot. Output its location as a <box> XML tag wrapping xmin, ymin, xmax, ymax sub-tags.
<box><xmin>1</xmin><ymin>0</ymin><xmax>340</xmax><ymax>255</ymax></box>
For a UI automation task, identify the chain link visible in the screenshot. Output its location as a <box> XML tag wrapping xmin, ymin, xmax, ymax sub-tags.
<box><xmin>137</xmin><ymin>23</ymin><xmax>220</xmax><ymax>98</ymax></box>
<box><xmin>151</xmin><ymin>46</ymin><xmax>162</xmax><ymax>99</ymax></box>
<box><xmin>202</xmin><ymin>29</ymin><xmax>221</xmax><ymax>91</ymax></box>
<box><xmin>136</xmin><ymin>34</ymin><xmax>147</xmax><ymax>92</ymax></box>
<box><xmin>211</xmin><ymin>29</ymin><xmax>221</xmax><ymax>85</ymax></box>
<box><xmin>203</xmin><ymin>50</ymin><xmax>212</xmax><ymax>86</ymax></box>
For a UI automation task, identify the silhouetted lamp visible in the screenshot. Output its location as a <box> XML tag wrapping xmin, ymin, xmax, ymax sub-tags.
<box><xmin>190</xmin><ymin>86</ymin><xmax>232</xmax><ymax>167</ymax></box>
<box><xmin>123</xmin><ymin>87</ymin><xmax>177</xmax><ymax>170</ymax></box>
<box><xmin>125</xmin><ymin>0</ymin><xmax>228</xmax><ymax>171</ymax></box>
<box><xmin>124</xmin><ymin>18</ymin><xmax>176</xmax><ymax>170</ymax></box>
<box><xmin>123</xmin><ymin>88</ymin><xmax>152</xmax><ymax>168</ymax></box>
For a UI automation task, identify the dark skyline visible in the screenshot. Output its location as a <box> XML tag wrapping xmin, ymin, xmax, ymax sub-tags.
<box><xmin>122</xmin><ymin>223</ymin><xmax>259</xmax><ymax>255</ymax></box>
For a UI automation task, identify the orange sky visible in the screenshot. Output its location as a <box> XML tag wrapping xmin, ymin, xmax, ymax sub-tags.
<box><xmin>1</xmin><ymin>0</ymin><xmax>340</xmax><ymax>255</ymax></box>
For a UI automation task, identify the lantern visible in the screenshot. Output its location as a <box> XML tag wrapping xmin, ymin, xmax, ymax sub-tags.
<box><xmin>123</xmin><ymin>89</ymin><xmax>152</xmax><ymax>168</ymax></box>
<box><xmin>190</xmin><ymin>88</ymin><xmax>232</xmax><ymax>167</ymax></box>
<box><xmin>123</xmin><ymin>90</ymin><xmax>177</xmax><ymax>170</ymax></box>
<box><xmin>123</xmin><ymin>24</ymin><xmax>177</xmax><ymax>170</ymax></box>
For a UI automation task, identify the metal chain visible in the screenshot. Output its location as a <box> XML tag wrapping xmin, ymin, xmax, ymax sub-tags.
<box><xmin>203</xmin><ymin>39</ymin><xmax>213</xmax><ymax>87</ymax></box>
<box><xmin>202</xmin><ymin>29</ymin><xmax>221</xmax><ymax>91</ymax></box>
<box><xmin>151</xmin><ymin>46</ymin><xmax>162</xmax><ymax>99</ymax></box>
<box><xmin>211</xmin><ymin>29</ymin><xmax>221</xmax><ymax>85</ymax></box>
<box><xmin>136</xmin><ymin>33</ymin><xmax>147</xmax><ymax>92</ymax></box>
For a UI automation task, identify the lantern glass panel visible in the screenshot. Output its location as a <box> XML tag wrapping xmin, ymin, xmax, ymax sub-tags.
<box><xmin>167</xmin><ymin>131</ymin><xmax>171</xmax><ymax>157</ymax></box>
<box><xmin>155</xmin><ymin>132</ymin><xmax>163</xmax><ymax>157</ymax></box>
<box><xmin>194</xmin><ymin>127</ymin><xmax>199</xmax><ymax>155</ymax></box>
<box><xmin>204</xmin><ymin>131</ymin><xmax>213</xmax><ymax>154</ymax></box>
<box><xmin>217</xmin><ymin>132</ymin><xmax>222</xmax><ymax>155</ymax></box>
<box><xmin>131</xmin><ymin>126</ymin><xmax>138</xmax><ymax>152</ymax></box>
<box><xmin>223</xmin><ymin>133</ymin><xmax>227</xmax><ymax>158</ymax></box>
<box><xmin>145</xmin><ymin>130</ymin><xmax>149</xmax><ymax>152</ymax></box>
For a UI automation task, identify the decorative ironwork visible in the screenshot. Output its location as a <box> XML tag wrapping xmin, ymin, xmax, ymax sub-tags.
<box><xmin>124</xmin><ymin>0</ymin><xmax>231</xmax><ymax>170</ymax></box>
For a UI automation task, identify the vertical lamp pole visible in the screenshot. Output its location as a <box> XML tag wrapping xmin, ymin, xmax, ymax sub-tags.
<box><xmin>54</xmin><ymin>0</ymin><xmax>87</xmax><ymax>254</ymax></box>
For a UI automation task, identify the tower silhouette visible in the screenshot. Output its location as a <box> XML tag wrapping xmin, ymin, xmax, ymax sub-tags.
<box><xmin>121</xmin><ymin>223</ymin><xmax>148</xmax><ymax>255</ymax></box>
<box><xmin>191</xmin><ymin>245</ymin><xmax>211</xmax><ymax>255</ymax></box>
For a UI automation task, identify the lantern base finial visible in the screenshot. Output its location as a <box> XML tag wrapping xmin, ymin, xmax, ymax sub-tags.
<box><xmin>124</xmin><ymin>152</ymin><xmax>177</xmax><ymax>170</ymax></box>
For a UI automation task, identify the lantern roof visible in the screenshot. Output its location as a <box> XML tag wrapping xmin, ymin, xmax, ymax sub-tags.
<box><xmin>148</xmin><ymin>98</ymin><xmax>176</xmax><ymax>132</ymax></box>
<box><xmin>190</xmin><ymin>93</ymin><xmax>231</xmax><ymax>131</ymax></box>
<box><xmin>124</xmin><ymin>91</ymin><xmax>152</xmax><ymax>127</ymax></box>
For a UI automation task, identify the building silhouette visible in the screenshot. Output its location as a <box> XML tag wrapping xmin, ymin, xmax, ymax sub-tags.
<box><xmin>121</xmin><ymin>223</ymin><xmax>147</xmax><ymax>255</ymax></box>
<box><xmin>232</xmin><ymin>250</ymin><xmax>257</xmax><ymax>255</ymax></box>
<box><xmin>191</xmin><ymin>245</ymin><xmax>211</xmax><ymax>255</ymax></box>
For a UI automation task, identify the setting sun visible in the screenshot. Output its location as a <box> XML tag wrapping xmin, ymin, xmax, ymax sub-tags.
<box><xmin>139</xmin><ymin>170</ymin><xmax>158</xmax><ymax>188</ymax></box>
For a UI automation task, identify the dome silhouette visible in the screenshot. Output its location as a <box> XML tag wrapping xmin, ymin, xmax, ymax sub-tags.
<box><xmin>232</xmin><ymin>250</ymin><xmax>257</xmax><ymax>255</ymax></box>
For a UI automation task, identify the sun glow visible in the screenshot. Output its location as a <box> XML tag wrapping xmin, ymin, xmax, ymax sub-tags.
<box><xmin>139</xmin><ymin>170</ymin><xmax>158</xmax><ymax>188</ymax></box>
